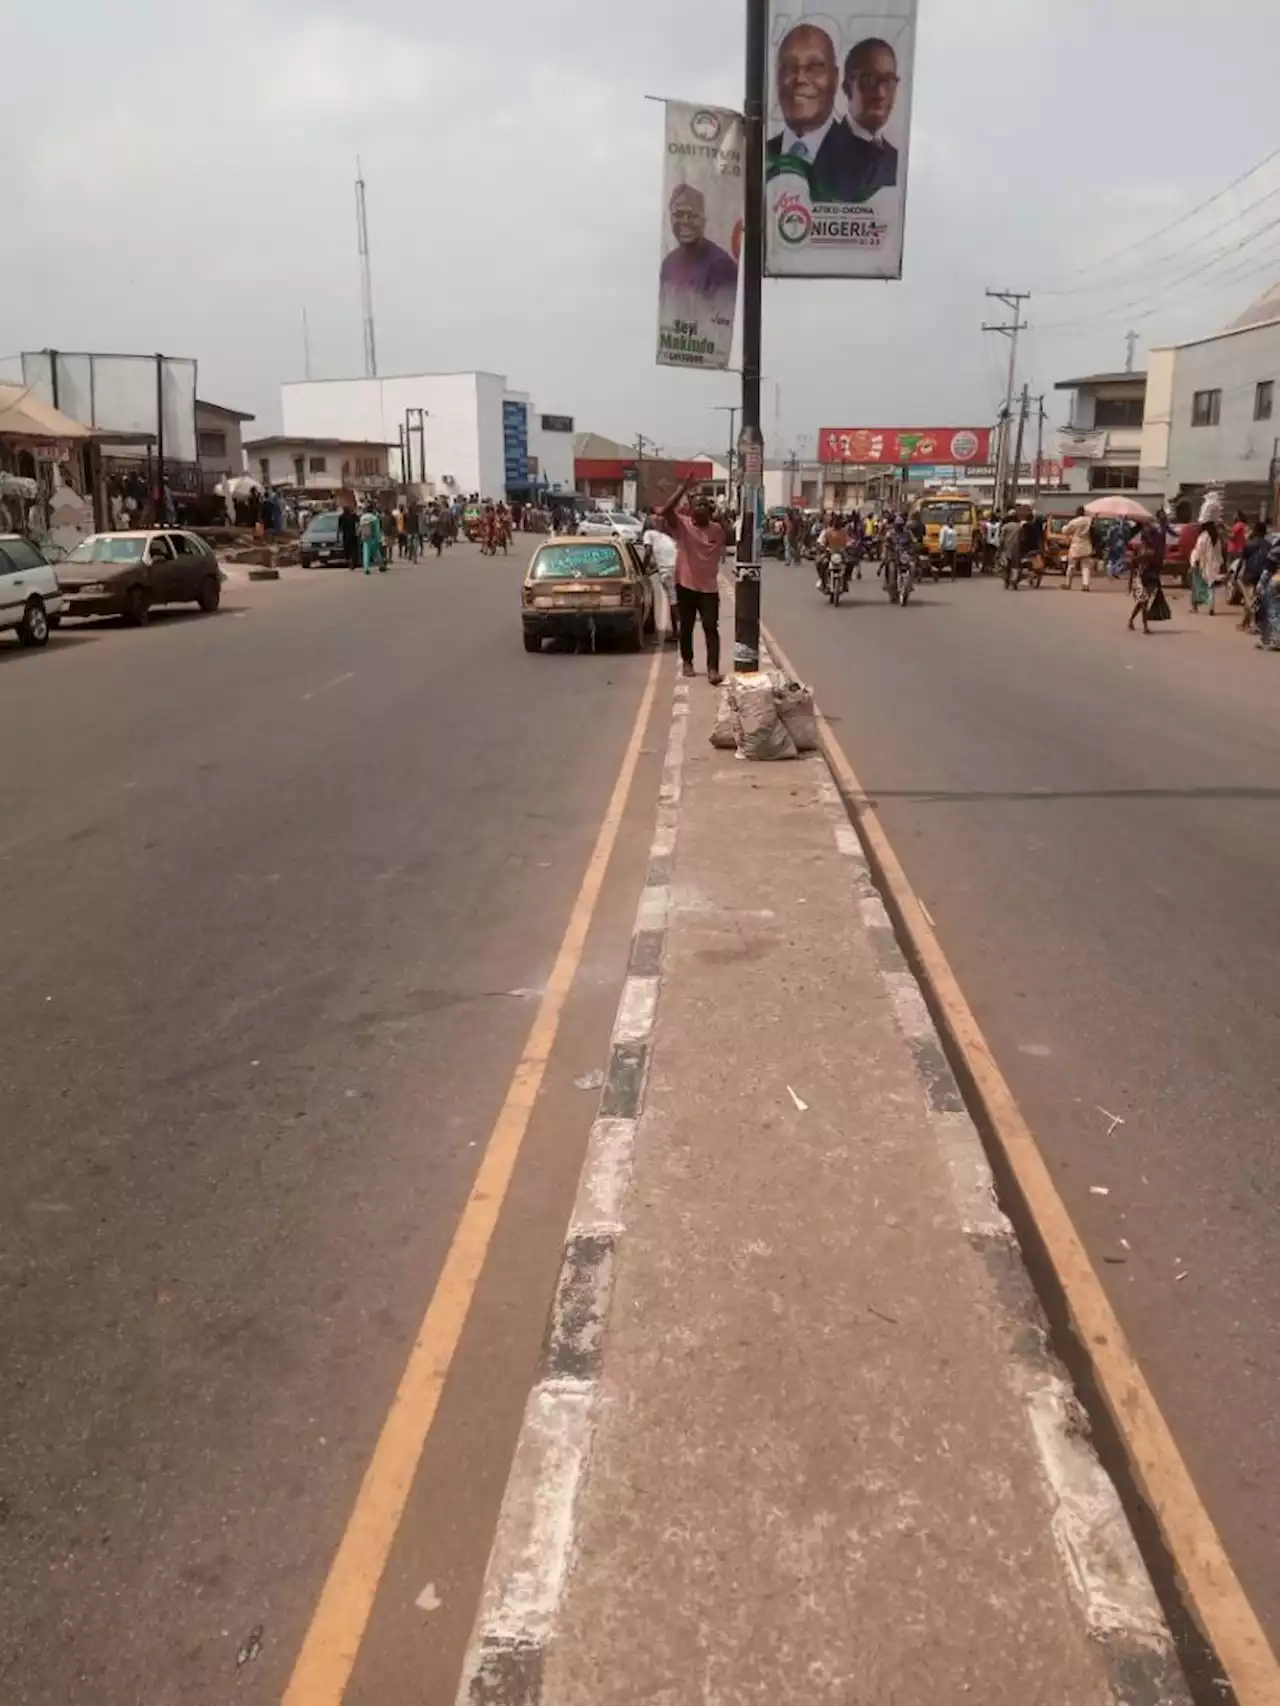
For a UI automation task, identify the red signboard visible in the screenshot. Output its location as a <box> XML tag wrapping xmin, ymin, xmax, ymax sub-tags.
<box><xmin>818</xmin><ymin>427</ymin><xmax>992</xmax><ymax>466</ymax></box>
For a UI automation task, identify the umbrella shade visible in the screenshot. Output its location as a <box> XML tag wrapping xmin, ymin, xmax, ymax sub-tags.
<box><xmin>215</xmin><ymin>475</ymin><xmax>262</xmax><ymax>497</ymax></box>
<box><xmin>1084</xmin><ymin>495</ymin><xmax>1154</xmax><ymax>522</ymax></box>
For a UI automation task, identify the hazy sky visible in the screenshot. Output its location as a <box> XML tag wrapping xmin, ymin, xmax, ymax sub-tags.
<box><xmin>4</xmin><ymin>0</ymin><xmax>1280</xmax><ymax>458</ymax></box>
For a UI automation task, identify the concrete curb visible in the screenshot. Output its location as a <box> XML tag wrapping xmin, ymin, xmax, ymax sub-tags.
<box><xmin>810</xmin><ymin>767</ymin><xmax>1191</xmax><ymax>1706</ymax></box>
<box><xmin>454</xmin><ymin>673</ymin><xmax>689</xmax><ymax>1706</ymax></box>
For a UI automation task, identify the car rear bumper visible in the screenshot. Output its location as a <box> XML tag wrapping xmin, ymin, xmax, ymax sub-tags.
<box><xmin>523</xmin><ymin>610</ymin><xmax>640</xmax><ymax>639</ymax></box>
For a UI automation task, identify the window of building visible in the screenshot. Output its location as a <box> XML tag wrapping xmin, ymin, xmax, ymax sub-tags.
<box><xmin>308</xmin><ymin>455</ymin><xmax>327</xmax><ymax>473</ymax></box>
<box><xmin>259</xmin><ymin>458</ymin><xmax>270</xmax><ymax>485</ymax></box>
<box><xmin>355</xmin><ymin>456</ymin><xmax>381</xmax><ymax>476</ymax></box>
<box><xmin>198</xmin><ymin>429</ymin><xmax>227</xmax><ymax>457</ymax></box>
<box><xmin>1191</xmin><ymin>389</ymin><xmax>1221</xmax><ymax>427</ymax></box>
<box><xmin>1092</xmin><ymin>396</ymin><xmax>1144</xmax><ymax>429</ymax></box>
<box><xmin>293</xmin><ymin>456</ymin><xmax>306</xmax><ymax>486</ymax></box>
<box><xmin>1255</xmin><ymin>380</ymin><xmax>1274</xmax><ymax>422</ymax></box>
<box><xmin>1088</xmin><ymin>465</ymin><xmax>1140</xmax><ymax>491</ymax></box>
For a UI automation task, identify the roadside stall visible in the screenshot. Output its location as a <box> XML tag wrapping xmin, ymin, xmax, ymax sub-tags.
<box><xmin>0</xmin><ymin>383</ymin><xmax>95</xmax><ymax>552</ymax></box>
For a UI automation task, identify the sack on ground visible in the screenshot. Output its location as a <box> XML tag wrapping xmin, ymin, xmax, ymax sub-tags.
<box><xmin>735</xmin><ymin>674</ymin><xmax>797</xmax><ymax>762</ymax></box>
<box><xmin>710</xmin><ymin>682</ymin><xmax>739</xmax><ymax>750</ymax></box>
<box><xmin>771</xmin><ymin>674</ymin><xmax>819</xmax><ymax>751</ymax></box>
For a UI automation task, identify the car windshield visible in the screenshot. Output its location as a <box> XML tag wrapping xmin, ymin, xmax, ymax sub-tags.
<box><xmin>67</xmin><ymin>536</ymin><xmax>146</xmax><ymax>563</ymax></box>
<box><xmin>608</xmin><ymin>512</ymin><xmax>637</xmax><ymax>527</ymax></box>
<box><xmin>531</xmin><ymin>542</ymin><xmax>625</xmax><ymax>580</ymax></box>
<box><xmin>920</xmin><ymin>504</ymin><xmax>971</xmax><ymax>526</ymax></box>
<box><xmin>304</xmin><ymin>514</ymin><xmax>340</xmax><ymax>539</ymax></box>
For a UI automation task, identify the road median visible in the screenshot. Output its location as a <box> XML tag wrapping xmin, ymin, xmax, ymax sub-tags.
<box><xmin>457</xmin><ymin>660</ymin><xmax>1188</xmax><ymax>1706</ymax></box>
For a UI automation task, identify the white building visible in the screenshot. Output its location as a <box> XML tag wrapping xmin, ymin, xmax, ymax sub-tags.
<box><xmin>279</xmin><ymin>371</ymin><xmax>575</xmax><ymax>502</ymax></box>
<box><xmin>1053</xmin><ymin>371</ymin><xmax>1146</xmax><ymax>493</ymax></box>
<box><xmin>1140</xmin><ymin>285</ymin><xmax>1280</xmax><ymax>515</ymax></box>
<box><xmin>242</xmin><ymin>434</ymin><xmax>395</xmax><ymax>494</ymax></box>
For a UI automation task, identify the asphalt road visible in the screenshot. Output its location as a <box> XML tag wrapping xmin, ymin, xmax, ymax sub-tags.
<box><xmin>0</xmin><ymin>545</ymin><xmax>665</xmax><ymax>1704</ymax></box>
<box><xmin>767</xmin><ymin>562</ymin><xmax>1280</xmax><ymax>1651</ymax></box>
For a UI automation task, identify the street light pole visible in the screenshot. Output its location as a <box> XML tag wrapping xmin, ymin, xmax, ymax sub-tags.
<box><xmin>734</xmin><ymin>0</ymin><xmax>767</xmax><ymax>673</ymax></box>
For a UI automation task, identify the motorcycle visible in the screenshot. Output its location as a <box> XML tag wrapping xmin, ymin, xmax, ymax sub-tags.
<box><xmin>883</xmin><ymin>539</ymin><xmax>915</xmax><ymax>606</ymax></box>
<box><xmin>823</xmin><ymin>550</ymin><xmax>850</xmax><ymax>606</ymax></box>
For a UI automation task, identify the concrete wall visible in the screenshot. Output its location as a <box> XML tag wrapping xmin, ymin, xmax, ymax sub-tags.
<box><xmin>282</xmin><ymin>373</ymin><xmax>503</xmax><ymax>498</ymax></box>
<box><xmin>1159</xmin><ymin>321</ymin><xmax>1280</xmax><ymax>494</ymax></box>
<box><xmin>247</xmin><ymin>442</ymin><xmax>390</xmax><ymax>492</ymax></box>
<box><xmin>195</xmin><ymin>406</ymin><xmax>248</xmax><ymax>480</ymax></box>
<box><xmin>1139</xmin><ymin>347</ymin><xmax>1177</xmax><ymax>490</ymax></box>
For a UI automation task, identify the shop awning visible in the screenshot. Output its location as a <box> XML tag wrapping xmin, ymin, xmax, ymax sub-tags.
<box><xmin>0</xmin><ymin>383</ymin><xmax>92</xmax><ymax>441</ymax></box>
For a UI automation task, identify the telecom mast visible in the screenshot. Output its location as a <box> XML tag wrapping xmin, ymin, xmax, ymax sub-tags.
<box><xmin>355</xmin><ymin>158</ymin><xmax>377</xmax><ymax>379</ymax></box>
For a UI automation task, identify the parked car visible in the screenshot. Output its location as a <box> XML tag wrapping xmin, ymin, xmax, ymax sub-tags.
<box><xmin>57</xmin><ymin>530</ymin><xmax>222</xmax><ymax>625</ymax></box>
<box><xmin>0</xmin><ymin>534</ymin><xmax>65</xmax><ymax>648</ymax></box>
<box><xmin>578</xmin><ymin>509</ymin><xmax>643</xmax><ymax>543</ymax></box>
<box><xmin>521</xmin><ymin>536</ymin><xmax>657</xmax><ymax>652</ymax></box>
<box><xmin>299</xmin><ymin>511</ymin><xmax>347</xmax><ymax>568</ymax></box>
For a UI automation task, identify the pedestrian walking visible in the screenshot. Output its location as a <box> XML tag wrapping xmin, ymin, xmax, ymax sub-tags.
<box><xmin>1227</xmin><ymin>511</ymin><xmax>1248</xmax><ymax>599</ymax></box>
<box><xmin>358</xmin><ymin>505</ymin><xmax>383</xmax><ymax>574</ymax></box>
<box><xmin>998</xmin><ymin>512</ymin><xmax>1022</xmax><ymax>587</ymax></box>
<box><xmin>1239</xmin><ymin>520</ymin><xmax>1270</xmax><ymax>631</ymax></box>
<box><xmin>1189</xmin><ymin>521</ymin><xmax>1224</xmax><ymax>615</ymax></box>
<box><xmin>660</xmin><ymin>477</ymin><xmax>728</xmax><ymax>685</ymax></box>
<box><xmin>339</xmin><ymin>502</ymin><xmax>359</xmax><ymax>568</ymax></box>
<box><xmin>1256</xmin><ymin>545</ymin><xmax>1280</xmax><ymax>650</ymax></box>
<box><xmin>1062</xmin><ymin>506</ymin><xmax>1095</xmax><ymax>590</ymax></box>
<box><xmin>938</xmin><ymin>518</ymin><xmax>958</xmax><ymax>578</ymax></box>
<box><xmin>1127</xmin><ymin>520</ymin><xmax>1169</xmax><ymax>634</ymax></box>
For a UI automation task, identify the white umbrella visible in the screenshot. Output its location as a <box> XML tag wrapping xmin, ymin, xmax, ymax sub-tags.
<box><xmin>215</xmin><ymin>475</ymin><xmax>262</xmax><ymax>498</ymax></box>
<box><xmin>1084</xmin><ymin>495</ymin><xmax>1154</xmax><ymax>523</ymax></box>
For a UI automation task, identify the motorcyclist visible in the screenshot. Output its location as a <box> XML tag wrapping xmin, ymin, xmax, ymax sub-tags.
<box><xmin>818</xmin><ymin>514</ymin><xmax>851</xmax><ymax>594</ymax></box>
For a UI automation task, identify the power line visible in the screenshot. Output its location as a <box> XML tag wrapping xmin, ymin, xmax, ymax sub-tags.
<box><xmin>1038</xmin><ymin>213</ymin><xmax>1280</xmax><ymax>332</ymax></box>
<box><xmin>1037</xmin><ymin>178</ymin><xmax>1280</xmax><ymax>297</ymax></box>
<box><xmin>1060</xmin><ymin>145</ymin><xmax>1280</xmax><ymax>279</ymax></box>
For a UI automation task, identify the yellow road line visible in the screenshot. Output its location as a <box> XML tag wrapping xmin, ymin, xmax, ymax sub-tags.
<box><xmin>282</xmin><ymin>644</ymin><xmax>665</xmax><ymax>1706</ymax></box>
<box><xmin>761</xmin><ymin>619</ymin><xmax>1280</xmax><ymax>1706</ymax></box>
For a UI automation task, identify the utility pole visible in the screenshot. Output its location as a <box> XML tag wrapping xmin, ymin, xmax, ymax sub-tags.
<box><xmin>355</xmin><ymin>158</ymin><xmax>377</xmax><ymax>379</ymax></box>
<box><xmin>734</xmin><ymin>0</ymin><xmax>767</xmax><ymax>673</ymax></box>
<box><xmin>983</xmin><ymin>289</ymin><xmax>1030</xmax><ymax>513</ymax></box>
<box><xmin>1010</xmin><ymin>384</ymin><xmax>1030</xmax><ymax>509</ymax></box>
<box><xmin>302</xmin><ymin>308</ymin><xmax>312</xmax><ymax>381</ymax></box>
<box><xmin>634</xmin><ymin>433</ymin><xmax>658</xmax><ymax>509</ymax></box>
<box><xmin>1125</xmin><ymin>330</ymin><xmax>1139</xmax><ymax>374</ymax></box>
<box><xmin>1032</xmin><ymin>395</ymin><xmax>1046</xmax><ymax>501</ymax></box>
<box><xmin>713</xmin><ymin>404</ymin><xmax>739</xmax><ymax>505</ymax></box>
<box><xmin>154</xmin><ymin>352</ymin><xmax>165</xmax><ymax>523</ymax></box>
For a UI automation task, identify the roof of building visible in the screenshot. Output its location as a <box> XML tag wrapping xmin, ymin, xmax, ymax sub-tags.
<box><xmin>573</xmin><ymin>431</ymin><xmax>638</xmax><ymax>461</ymax></box>
<box><xmin>1053</xmin><ymin>371</ymin><xmax>1147</xmax><ymax>391</ymax></box>
<box><xmin>1228</xmin><ymin>280</ymin><xmax>1280</xmax><ymax>332</ymax></box>
<box><xmin>0</xmin><ymin>383</ymin><xmax>92</xmax><ymax>440</ymax></box>
<box><xmin>242</xmin><ymin>435</ymin><xmax>397</xmax><ymax>451</ymax></box>
<box><xmin>196</xmin><ymin>398</ymin><xmax>255</xmax><ymax>421</ymax></box>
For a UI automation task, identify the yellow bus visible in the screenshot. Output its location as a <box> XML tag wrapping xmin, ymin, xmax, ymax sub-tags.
<box><xmin>910</xmin><ymin>491</ymin><xmax>980</xmax><ymax>577</ymax></box>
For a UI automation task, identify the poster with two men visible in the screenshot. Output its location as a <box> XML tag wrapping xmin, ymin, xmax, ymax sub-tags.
<box><xmin>656</xmin><ymin>1</ymin><xmax>917</xmax><ymax>364</ymax></box>
<box><xmin>765</xmin><ymin>2</ymin><xmax>917</xmax><ymax>278</ymax></box>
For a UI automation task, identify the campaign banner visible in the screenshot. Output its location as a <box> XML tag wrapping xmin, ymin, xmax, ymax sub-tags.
<box><xmin>764</xmin><ymin>2</ymin><xmax>917</xmax><ymax>279</ymax></box>
<box><xmin>657</xmin><ymin>102</ymin><xmax>744</xmax><ymax>370</ymax></box>
<box><xmin>819</xmin><ymin>427</ymin><xmax>991</xmax><ymax>466</ymax></box>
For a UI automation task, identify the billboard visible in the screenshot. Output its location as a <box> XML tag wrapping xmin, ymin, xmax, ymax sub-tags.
<box><xmin>764</xmin><ymin>2</ymin><xmax>917</xmax><ymax>279</ymax></box>
<box><xmin>503</xmin><ymin>399</ymin><xmax>529</xmax><ymax>486</ymax></box>
<box><xmin>20</xmin><ymin>350</ymin><xmax>198</xmax><ymax>464</ymax></box>
<box><xmin>657</xmin><ymin>101</ymin><xmax>744</xmax><ymax>370</ymax></box>
<box><xmin>819</xmin><ymin>427</ymin><xmax>991</xmax><ymax>465</ymax></box>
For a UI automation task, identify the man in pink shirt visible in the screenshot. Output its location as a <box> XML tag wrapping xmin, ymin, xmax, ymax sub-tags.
<box><xmin>660</xmin><ymin>477</ymin><xmax>730</xmax><ymax>684</ymax></box>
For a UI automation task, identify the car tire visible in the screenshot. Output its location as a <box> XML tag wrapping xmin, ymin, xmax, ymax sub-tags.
<box><xmin>124</xmin><ymin>585</ymin><xmax>150</xmax><ymax>627</ymax></box>
<box><xmin>17</xmin><ymin>596</ymin><xmax>50</xmax><ymax>648</ymax></box>
<box><xmin>197</xmin><ymin>574</ymin><xmax>221</xmax><ymax>613</ymax></box>
<box><xmin>523</xmin><ymin>631</ymin><xmax>542</xmax><ymax>653</ymax></box>
<box><xmin>623</xmin><ymin>612</ymin><xmax>644</xmax><ymax>652</ymax></box>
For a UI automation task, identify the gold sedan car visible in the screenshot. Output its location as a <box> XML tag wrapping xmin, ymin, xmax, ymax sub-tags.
<box><xmin>520</xmin><ymin>536</ymin><xmax>657</xmax><ymax>653</ymax></box>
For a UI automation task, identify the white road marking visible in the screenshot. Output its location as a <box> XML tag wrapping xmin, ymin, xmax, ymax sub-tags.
<box><xmin>301</xmin><ymin>671</ymin><xmax>355</xmax><ymax>702</ymax></box>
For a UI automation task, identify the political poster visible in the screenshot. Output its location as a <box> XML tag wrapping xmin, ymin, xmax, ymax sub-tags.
<box><xmin>657</xmin><ymin>102</ymin><xmax>744</xmax><ymax>370</ymax></box>
<box><xmin>764</xmin><ymin>2</ymin><xmax>917</xmax><ymax>279</ymax></box>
